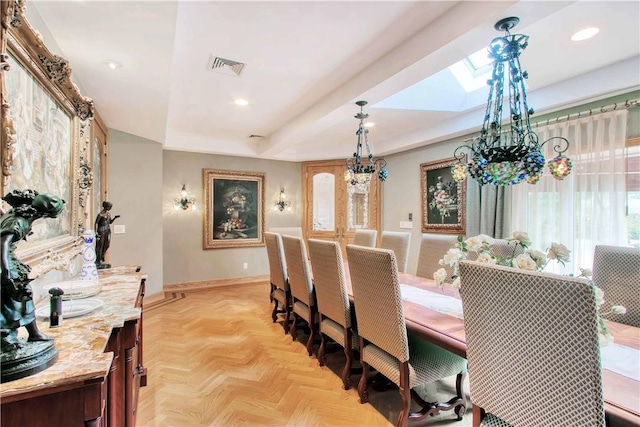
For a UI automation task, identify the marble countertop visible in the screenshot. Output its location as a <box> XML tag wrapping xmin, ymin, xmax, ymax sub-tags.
<box><xmin>0</xmin><ymin>267</ymin><xmax>144</xmax><ymax>398</ymax></box>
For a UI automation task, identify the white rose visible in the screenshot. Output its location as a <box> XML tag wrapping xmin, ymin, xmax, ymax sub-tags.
<box><xmin>433</xmin><ymin>268</ymin><xmax>447</xmax><ymax>287</ymax></box>
<box><xmin>508</xmin><ymin>231</ymin><xmax>532</xmax><ymax>247</ymax></box>
<box><xmin>547</xmin><ymin>242</ymin><xmax>571</xmax><ymax>263</ymax></box>
<box><xmin>513</xmin><ymin>253</ymin><xmax>537</xmax><ymax>270</ymax></box>
<box><xmin>477</xmin><ymin>234</ymin><xmax>495</xmax><ymax>245</ymax></box>
<box><xmin>451</xmin><ymin>277</ymin><xmax>461</xmax><ymax>291</ymax></box>
<box><xmin>579</xmin><ymin>267</ymin><xmax>592</xmax><ymax>278</ymax></box>
<box><xmin>442</xmin><ymin>248</ymin><xmax>463</xmax><ymax>267</ymax></box>
<box><xmin>464</xmin><ymin>235</ymin><xmax>484</xmax><ymax>252</ymax></box>
<box><xmin>526</xmin><ymin>249</ymin><xmax>547</xmax><ymax>268</ymax></box>
<box><xmin>594</xmin><ymin>286</ymin><xmax>605</xmax><ymax>307</ymax></box>
<box><xmin>476</xmin><ymin>252</ymin><xmax>497</xmax><ymax>264</ymax></box>
<box><xmin>611</xmin><ymin>305</ymin><xmax>627</xmax><ymax>315</ymax></box>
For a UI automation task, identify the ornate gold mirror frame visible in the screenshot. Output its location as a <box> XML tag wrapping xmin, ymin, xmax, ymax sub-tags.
<box><xmin>1</xmin><ymin>0</ymin><xmax>95</xmax><ymax>278</ymax></box>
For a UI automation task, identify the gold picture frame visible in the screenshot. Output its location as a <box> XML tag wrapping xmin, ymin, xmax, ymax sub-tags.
<box><xmin>420</xmin><ymin>157</ymin><xmax>466</xmax><ymax>234</ymax></box>
<box><xmin>1</xmin><ymin>0</ymin><xmax>95</xmax><ymax>277</ymax></box>
<box><xmin>203</xmin><ymin>169</ymin><xmax>265</xmax><ymax>249</ymax></box>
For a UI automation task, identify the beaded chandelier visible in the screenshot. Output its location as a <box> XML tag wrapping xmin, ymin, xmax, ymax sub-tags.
<box><xmin>344</xmin><ymin>100</ymin><xmax>388</xmax><ymax>186</ymax></box>
<box><xmin>452</xmin><ymin>17</ymin><xmax>572</xmax><ymax>186</ymax></box>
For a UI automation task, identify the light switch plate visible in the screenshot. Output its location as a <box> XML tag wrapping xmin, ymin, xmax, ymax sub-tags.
<box><xmin>114</xmin><ymin>225</ymin><xmax>126</xmax><ymax>234</ymax></box>
<box><xmin>399</xmin><ymin>221</ymin><xmax>413</xmax><ymax>229</ymax></box>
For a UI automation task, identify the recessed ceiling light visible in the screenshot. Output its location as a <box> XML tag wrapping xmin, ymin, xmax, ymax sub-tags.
<box><xmin>364</xmin><ymin>122</ymin><xmax>375</xmax><ymax>128</ymax></box>
<box><xmin>103</xmin><ymin>60</ymin><xmax>121</xmax><ymax>70</ymax></box>
<box><xmin>234</xmin><ymin>99</ymin><xmax>249</xmax><ymax>106</ymax></box>
<box><xmin>571</xmin><ymin>27</ymin><xmax>599</xmax><ymax>42</ymax></box>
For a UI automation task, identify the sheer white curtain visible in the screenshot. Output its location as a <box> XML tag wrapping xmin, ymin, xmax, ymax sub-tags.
<box><xmin>510</xmin><ymin>110</ymin><xmax>629</xmax><ymax>274</ymax></box>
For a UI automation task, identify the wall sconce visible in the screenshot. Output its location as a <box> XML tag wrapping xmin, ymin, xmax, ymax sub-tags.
<box><xmin>273</xmin><ymin>188</ymin><xmax>292</xmax><ymax>212</ymax></box>
<box><xmin>174</xmin><ymin>184</ymin><xmax>196</xmax><ymax>211</ymax></box>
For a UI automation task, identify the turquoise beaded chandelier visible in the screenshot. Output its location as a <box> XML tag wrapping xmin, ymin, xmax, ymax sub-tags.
<box><xmin>452</xmin><ymin>17</ymin><xmax>572</xmax><ymax>186</ymax></box>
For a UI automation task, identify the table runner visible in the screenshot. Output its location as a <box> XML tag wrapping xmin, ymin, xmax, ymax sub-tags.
<box><xmin>600</xmin><ymin>343</ymin><xmax>640</xmax><ymax>381</ymax></box>
<box><xmin>399</xmin><ymin>284</ymin><xmax>464</xmax><ymax>319</ymax></box>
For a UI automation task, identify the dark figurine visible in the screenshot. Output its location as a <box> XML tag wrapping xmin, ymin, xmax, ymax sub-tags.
<box><xmin>1</xmin><ymin>189</ymin><xmax>65</xmax><ymax>351</ymax></box>
<box><xmin>94</xmin><ymin>201</ymin><xmax>120</xmax><ymax>269</ymax></box>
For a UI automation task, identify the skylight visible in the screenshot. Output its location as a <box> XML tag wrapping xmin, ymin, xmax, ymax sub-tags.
<box><xmin>466</xmin><ymin>48</ymin><xmax>492</xmax><ymax>71</ymax></box>
<box><xmin>448</xmin><ymin>46</ymin><xmax>494</xmax><ymax>93</ymax></box>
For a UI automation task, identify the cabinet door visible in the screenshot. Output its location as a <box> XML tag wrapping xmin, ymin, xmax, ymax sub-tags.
<box><xmin>303</xmin><ymin>160</ymin><xmax>381</xmax><ymax>255</ymax></box>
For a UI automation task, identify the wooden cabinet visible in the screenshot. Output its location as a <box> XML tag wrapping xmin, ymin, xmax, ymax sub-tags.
<box><xmin>0</xmin><ymin>272</ymin><xmax>146</xmax><ymax>427</ymax></box>
<box><xmin>302</xmin><ymin>159</ymin><xmax>381</xmax><ymax>254</ymax></box>
<box><xmin>103</xmin><ymin>277</ymin><xmax>146</xmax><ymax>427</ymax></box>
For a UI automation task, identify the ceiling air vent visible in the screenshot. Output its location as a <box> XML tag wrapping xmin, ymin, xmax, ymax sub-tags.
<box><xmin>207</xmin><ymin>55</ymin><xmax>245</xmax><ymax>77</ymax></box>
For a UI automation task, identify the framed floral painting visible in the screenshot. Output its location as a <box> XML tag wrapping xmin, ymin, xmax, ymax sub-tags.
<box><xmin>420</xmin><ymin>157</ymin><xmax>466</xmax><ymax>234</ymax></box>
<box><xmin>203</xmin><ymin>169</ymin><xmax>265</xmax><ymax>249</ymax></box>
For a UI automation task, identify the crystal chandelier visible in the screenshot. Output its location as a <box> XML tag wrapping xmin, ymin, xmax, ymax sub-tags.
<box><xmin>344</xmin><ymin>100</ymin><xmax>388</xmax><ymax>186</ymax></box>
<box><xmin>452</xmin><ymin>17</ymin><xmax>572</xmax><ymax>186</ymax></box>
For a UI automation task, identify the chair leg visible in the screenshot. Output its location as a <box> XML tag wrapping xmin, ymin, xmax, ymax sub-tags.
<box><xmin>271</xmin><ymin>299</ymin><xmax>279</xmax><ymax>323</ymax></box>
<box><xmin>455</xmin><ymin>372</ymin><xmax>467</xmax><ymax>420</ymax></box>
<box><xmin>306</xmin><ymin>314</ymin><xmax>316</xmax><ymax>356</ymax></box>
<box><xmin>396</xmin><ymin>362</ymin><xmax>410</xmax><ymax>427</ymax></box>
<box><xmin>290</xmin><ymin>312</ymin><xmax>299</xmax><ymax>342</ymax></box>
<box><xmin>317</xmin><ymin>332</ymin><xmax>326</xmax><ymax>366</ymax></box>
<box><xmin>341</xmin><ymin>329</ymin><xmax>352</xmax><ymax>390</ymax></box>
<box><xmin>358</xmin><ymin>360</ymin><xmax>370</xmax><ymax>404</ymax></box>
<box><xmin>472</xmin><ymin>405</ymin><xmax>485</xmax><ymax>427</ymax></box>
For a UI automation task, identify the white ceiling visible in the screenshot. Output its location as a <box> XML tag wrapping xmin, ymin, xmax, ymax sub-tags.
<box><xmin>30</xmin><ymin>0</ymin><xmax>640</xmax><ymax>162</ymax></box>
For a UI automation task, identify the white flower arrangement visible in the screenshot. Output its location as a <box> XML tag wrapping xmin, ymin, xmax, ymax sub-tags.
<box><xmin>434</xmin><ymin>231</ymin><xmax>626</xmax><ymax>344</ymax></box>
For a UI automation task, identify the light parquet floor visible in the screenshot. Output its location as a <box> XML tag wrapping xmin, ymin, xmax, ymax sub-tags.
<box><xmin>137</xmin><ymin>282</ymin><xmax>471</xmax><ymax>427</ymax></box>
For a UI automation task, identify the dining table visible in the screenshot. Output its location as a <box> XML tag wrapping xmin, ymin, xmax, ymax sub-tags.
<box><xmin>342</xmin><ymin>264</ymin><xmax>640</xmax><ymax>426</ymax></box>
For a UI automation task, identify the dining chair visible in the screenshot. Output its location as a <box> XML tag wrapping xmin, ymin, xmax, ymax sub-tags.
<box><xmin>488</xmin><ymin>238</ymin><xmax>524</xmax><ymax>261</ymax></box>
<box><xmin>264</xmin><ymin>232</ymin><xmax>291</xmax><ymax>334</ymax></box>
<box><xmin>592</xmin><ymin>245</ymin><xmax>640</xmax><ymax>327</ymax></box>
<box><xmin>346</xmin><ymin>244</ymin><xmax>467</xmax><ymax>427</ymax></box>
<box><xmin>458</xmin><ymin>261</ymin><xmax>604</xmax><ymax>427</ymax></box>
<box><xmin>353</xmin><ymin>229</ymin><xmax>377</xmax><ymax>247</ymax></box>
<box><xmin>281</xmin><ymin>235</ymin><xmax>317</xmax><ymax>356</ymax></box>
<box><xmin>380</xmin><ymin>231</ymin><xmax>411</xmax><ymax>273</ymax></box>
<box><xmin>307</xmin><ymin>238</ymin><xmax>358</xmax><ymax>389</ymax></box>
<box><xmin>416</xmin><ymin>233</ymin><xmax>459</xmax><ymax>279</ymax></box>
<box><xmin>268</xmin><ymin>226</ymin><xmax>303</xmax><ymax>239</ymax></box>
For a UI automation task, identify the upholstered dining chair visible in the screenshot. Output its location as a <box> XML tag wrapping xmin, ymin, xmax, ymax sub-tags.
<box><xmin>346</xmin><ymin>244</ymin><xmax>467</xmax><ymax>427</ymax></box>
<box><xmin>353</xmin><ymin>229</ymin><xmax>377</xmax><ymax>247</ymax></box>
<box><xmin>488</xmin><ymin>238</ymin><xmax>524</xmax><ymax>261</ymax></box>
<box><xmin>380</xmin><ymin>231</ymin><xmax>411</xmax><ymax>273</ymax></box>
<box><xmin>282</xmin><ymin>235</ymin><xmax>317</xmax><ymax>356</ymax></box>
<box><xmin>264</xmin><ymin>232</ymin><xmax>291</xmax><ymax>334</ymax></box>
<box><xmin>416</xmin><ymin>233</ymin><xmax>459</xmax><ymax>279</ymax></box>
<box><xmin>307</xmin><ymin>238</ymin><xmax>358</xmax><ymax>389</ymax></box>
<box><xmin>459</xmin><ymin>261</ymin><xmax>604</xmax><ymax>427</ymax></box>
<box><xmin>268</xmin><ymin>226</ymin><xmax>303</xmax><ymax>239</ymax></box>
<box><xmin>593</xmin><ymin>245</ymin><xmax>640</xmax><ymax>327</ymax></box>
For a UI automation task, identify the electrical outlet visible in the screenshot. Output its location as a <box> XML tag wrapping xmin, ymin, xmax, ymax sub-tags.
<box><xmin>243</xmin><ymin>262</ymin><xmax>248</xmax><ymax>270</ymax></box>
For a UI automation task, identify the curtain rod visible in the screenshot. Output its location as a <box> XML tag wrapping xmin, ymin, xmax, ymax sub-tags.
<box><xmin>461</xmin><ymin>98</ymin><xmax>639</xmax><ymax>143</ymax></box>
<box><xmin>532</xmin><ymin>98</ymin><xmax>639</xmax><ymax>129</ymax></box>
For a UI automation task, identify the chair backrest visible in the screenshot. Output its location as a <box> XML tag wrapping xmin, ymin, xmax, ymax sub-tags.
<box><xmin>416</xmin><ymin>233</ymin><xmax>459</xmax><ymax>278</ymax></box>
<box><xmin>307</xmin><ymin>239</ymin><xmax>351</xmax><ymax>328</ymax></box>
<box><xmin>268</xmin><ymin>226</ymin><xmax>303</xmax><ymax>239</ymax></box>
<box><xmin>264</xmin><ymin>232</ymin><xmax>288</xmax><ymax>291</ymax></box>
<box><xmin>459</xmin><ymin>261</ymin><xmax>604</xmax><ymax>427</ymax></box>
<box><xmin>592</xmin><ymin>245</ymin><xmax>640</xmax><ymax>327</ymax></box>
<box><xmin>352</xmin><ymin>229</ymin><xmax>377</xmax><ymax>248</ymax></box>
<box><xmin>282</xmin><ymin>235</ymin><xmax>315</xmax><ymax>306</ymax></box>
<box><xmin>346</xmin><ymin>244</ymin><xmax>408</xmax><ymax>362</ymax></box>
<box><xmin>489</xmin><ymin>238</ymin><xmax>524</xmax><ymax>260</ymax></box>
<box><xmin>379</xmin><ymin>231</ymin><xmax>411</xmax><ymax>273</ymax></box>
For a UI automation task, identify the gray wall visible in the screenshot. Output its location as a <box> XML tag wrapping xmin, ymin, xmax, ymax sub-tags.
<box><xmin>107</xmin><ymin>130</ymin><xmax>164</xmax><ymax>298</ymax></box>
<box><xmin>162</xmin><ymin>150</ymin><xmax>301</xmax><ymax>285</ymax></box>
